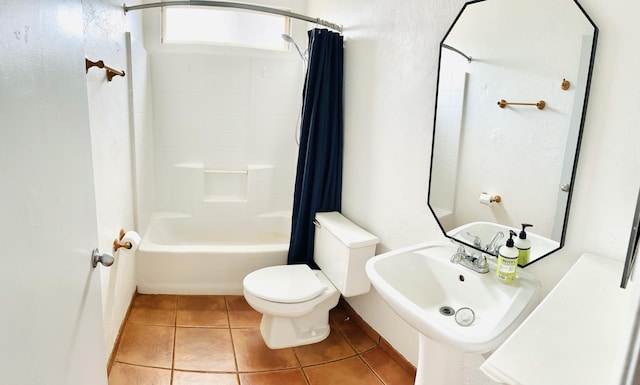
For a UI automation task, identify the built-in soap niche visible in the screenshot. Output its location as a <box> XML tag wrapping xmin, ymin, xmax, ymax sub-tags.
<box><xmin>169</xmin><ymin>163</ymin><xmax>276</xmax><ymax>216</ymax></box>
<box><xmin>204</xmin><ymin>169</ymin><xmax>248</xmax><ymax>202</ymax></box>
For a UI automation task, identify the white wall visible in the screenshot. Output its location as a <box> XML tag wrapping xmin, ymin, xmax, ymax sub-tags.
<box><xmin>308</xmin><ymin>0</ymin><xmax>640</xmax><ymax>382</ymax></box>
<box><xmin>82</xmin><ymin>0</ymin><xmax>141</xmax><ymax>361</ymax></box>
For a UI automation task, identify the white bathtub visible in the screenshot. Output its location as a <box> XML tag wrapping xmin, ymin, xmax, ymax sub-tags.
<box><xmin>136</xmin><ymin>212</ymin><xmax>290</xmax><ymax>294</ymax></box>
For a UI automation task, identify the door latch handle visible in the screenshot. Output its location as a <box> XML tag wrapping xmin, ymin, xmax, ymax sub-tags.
<box><xmin>92</xmin><ymin>248</ymin><xmax>114</xmax><ymax>268</ymax></box>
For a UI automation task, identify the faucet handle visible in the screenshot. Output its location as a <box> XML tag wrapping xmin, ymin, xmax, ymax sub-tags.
<box><xmin>466</xmin><ymin>232</ymin><xmax>482</xmax><ymax>248</ymax></box>
<box><xmin>473</xmin><ymin>253</ymin><xmax>488</xmax><ymax>270</ymax></box>
<box><xmin>450</xmin><ymin>245</ymin><xmax>466</xmax><ymax>264</ymax></box>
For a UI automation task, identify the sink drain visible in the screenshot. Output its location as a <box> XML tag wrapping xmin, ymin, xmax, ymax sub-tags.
<box><xmin>439</xmin><ymin>306</ymin><xmax>455</xmax><ymax>316</ymax></box>
<box><xmin>455</xmin><ymin>307</ymin><xmax>475</xmax><ymax>327</ymax></box>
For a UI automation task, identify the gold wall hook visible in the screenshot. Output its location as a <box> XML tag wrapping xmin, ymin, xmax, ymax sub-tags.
<box><xmin>561</xmin><ymin>78</ymin><xmax>571</xmax><ymax>90</ymax></box>
<box><xmin>497</xmin><ymin>99</ymin><xmax>546</xmax><ymax>110</ymax></box>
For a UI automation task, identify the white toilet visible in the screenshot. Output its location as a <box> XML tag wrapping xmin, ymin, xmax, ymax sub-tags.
<box><xmin>243</xmin><ymin>211</ymin><xmax>379</xmax><ymax>349</ymax></box>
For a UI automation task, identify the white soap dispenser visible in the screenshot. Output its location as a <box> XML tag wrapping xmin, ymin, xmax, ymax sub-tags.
<box><xmin>515</xmin><ymin>223</ymin><xmax>533</xmax><ymax>265</ymax></box>
<box><xmin>496</xmin><ymin>230</ymin><xmax>518</xmax><ymax>284</ymax></box>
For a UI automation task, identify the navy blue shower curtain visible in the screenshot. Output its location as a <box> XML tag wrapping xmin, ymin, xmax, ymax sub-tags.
<box><xmin>287</xmin><ymin>29</ymin><xmax>344</xmax><ymax>267</ymax></box>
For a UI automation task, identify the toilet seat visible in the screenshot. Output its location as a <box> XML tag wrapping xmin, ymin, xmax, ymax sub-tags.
<box><xmin>243</xmin><ymin>264</ymin><xmax>325</xmax><ymax>304</ymax></box>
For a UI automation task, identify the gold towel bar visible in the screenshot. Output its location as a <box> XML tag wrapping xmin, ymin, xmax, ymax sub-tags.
<box><xmin>85</xmin><ymin>58</ymin><xmax>126</xmax><ymax>81</ymax></box>
<box><xmin>497</xmin><ymin>99</ymin><xmax>546</xmax><ymax>110</ymax></box>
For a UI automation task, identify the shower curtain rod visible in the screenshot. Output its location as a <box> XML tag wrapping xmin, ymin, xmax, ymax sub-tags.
<box><xmin>442</xmin><ymin>43</ymin><xmax>472</xmax><ymax>63</ymax></box>
<box><xmin>123</xmin><ymin>1</ymin><xmax>343</xmax><ymax>32</ymax></box>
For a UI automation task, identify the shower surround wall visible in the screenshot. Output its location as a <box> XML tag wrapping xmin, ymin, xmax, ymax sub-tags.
<box><xmin>150</xmin><ymin>52</ymin><xmax>303</xmax><ymax>217</ymax></box>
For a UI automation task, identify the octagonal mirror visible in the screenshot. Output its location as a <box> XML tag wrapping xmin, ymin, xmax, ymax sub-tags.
<box><xmin>428</xmin><ymin>0</ymin><xmax>598</xmax><ymax>266</ymax></box>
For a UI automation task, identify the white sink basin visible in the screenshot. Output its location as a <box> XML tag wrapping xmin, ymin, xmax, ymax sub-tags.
<box><xmin>366</xmin><ymin>240</ymin><xmax>540</xmax><ymax>353</ymax></box>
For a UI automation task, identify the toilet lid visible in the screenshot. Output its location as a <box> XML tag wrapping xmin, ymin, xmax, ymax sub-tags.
<box><xmin>243</xmin><ymin>264</ymin><xmax>325</xmax><ymax>304</ymax></box>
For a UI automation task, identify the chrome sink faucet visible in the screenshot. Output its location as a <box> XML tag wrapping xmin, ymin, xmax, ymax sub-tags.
<box><xmin>450</xmin><ymin>244</ymin><xmax>490</xmax><ymax>274</ymax></box>
<box><xmin>466</xmin><ymin>232</ymin><xmax>482</xmax><ymax>248</ymax></box>
<box><xmin>484</xmin><ymin>231</ymin><xmax>505</xmax><ymax>255</ymax></box>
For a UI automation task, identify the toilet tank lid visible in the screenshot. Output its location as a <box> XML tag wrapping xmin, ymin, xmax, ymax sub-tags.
<box><xmin>315</xmin><ymin>211</ymin><xmax>379</xmax><ymax>248</ymax></box>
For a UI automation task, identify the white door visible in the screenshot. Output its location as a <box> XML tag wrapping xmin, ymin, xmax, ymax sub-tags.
<box><xmin>0</xmin><ymin>1</ymin><xmax>108</xmax><ymax>385</ymax></box>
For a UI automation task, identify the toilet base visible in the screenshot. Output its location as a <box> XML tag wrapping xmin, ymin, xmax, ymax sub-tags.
<box><xmin>258</xmin><ymin>291</ymin><xmax>340</xmax><ymax>349</ymax></box>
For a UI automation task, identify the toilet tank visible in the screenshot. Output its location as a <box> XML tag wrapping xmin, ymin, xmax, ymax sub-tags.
<box><xmin>314</xmin><ymin>212</ymin><xmax>379</xmax><ymax>297</ymax></box>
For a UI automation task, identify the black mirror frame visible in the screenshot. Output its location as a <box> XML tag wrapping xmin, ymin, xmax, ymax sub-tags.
<box><xmin>621</xmin><ymin>188</ymin><xmax>640</xmax><ymax>289</ymax></box>
<box><xmin>427</xmin><ymin>0</ymin><xmax>599</xmax><ymax>267</ymax></box>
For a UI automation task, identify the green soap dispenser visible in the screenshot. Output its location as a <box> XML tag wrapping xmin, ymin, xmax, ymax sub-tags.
<box><xmin>515</xmin><ymin>223</ymin><xmax>533</xmax><ymax>265</ymax></box>
<box><xmin>496</xmin><ymin>230</ymin><xmax>518</xmax><ymax>283</ymax></box>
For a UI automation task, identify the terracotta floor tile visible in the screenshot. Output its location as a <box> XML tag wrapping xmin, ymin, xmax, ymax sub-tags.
<box><xmin>304</xmin><ymin>356</ymin><xmax>383</xmax><ymax>385</ymax></box>
<box><xmin>133</xmin><ymin>294</ymin><xmax>177</xmax><ymax>310</ymax></box>
<box><xmin>111</xmin><ymin>295</ymin><xmax>415</xmax><ymax>385</ymax></box>
<box><xmin>232</xmin><ymin>328</ymin><xmax>300</xmax><ymax>372</ymax></box>
<box><xmin>178</xmin><ymin>295</ymin><xmax>228</xmax><ymax>311</ymax></box>
<box><xmin>239</xmin><ymin>369</ymin><xmax>308</xmax><ymax>385</ymax></box>
<box><xmin>330</xmin><ymin>310</ymin><xmax>377</xmax><ymax>353</ymax></box>
<box><xmin>328</xmin><ymin>302</ymin><xmax>349</xmax><ymax>322</ymax></box>
<box><xmin>128</xmin><ymin>294</ymin><xmax>177</xmax><ymax>326</ymax></box>
<box><xmin>361</xmin><ymin>348</ymin><xmax>415</xmax><ymax>385</ymax></box>
<box><xmin>108</xmin><ymin>362</ymin><xmax>171</xmax><ymax>385</ymax></box>
<box><xmin>174</xmin><ymin>327</ymin><xmax>236</xmax><ymax>372</ymax></box>
<box><xmin>294</xmin><ymin>329</ymin><xmax>356</xmax><ymax>366</ymax></box>
<box><xmin>172</xmin><ymin>370</ymin><xmax>239</xmax><ymax>385</ymax></box>
<box><xmin>177</xmin><ymin>295</ymin><xmax>229</xmax><ymax>327</ymax></box>
<box><xmin>128</xmin><ymin>307</ymin><xmax>176</xmax><ymax>326</ymax></box>
<box><xmin>226</xmin><ymin>295</ymin><xmax>262</xmax><ymax>328</ymax></box>
<box><xmin>177</xmin><ymin>309</ymin><xmax>229</xmax><ymax>328</ymax></box>
<box><xmin>114</xmin><ymin>323</ymin><xmax>174</xmax><ymax>368</ymax></box>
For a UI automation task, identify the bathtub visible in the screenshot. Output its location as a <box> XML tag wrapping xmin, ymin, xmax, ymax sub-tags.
<box><xmin>136</xmin><ymin>212</ymin><xmax>290</xmax><ymax>294</ymax></box>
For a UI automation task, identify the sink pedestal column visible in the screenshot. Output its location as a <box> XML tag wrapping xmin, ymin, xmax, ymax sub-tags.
<box><xmin>415</xmin><ymin>334</ymin><xmax>464</xmax><ymax>385</ymax></box>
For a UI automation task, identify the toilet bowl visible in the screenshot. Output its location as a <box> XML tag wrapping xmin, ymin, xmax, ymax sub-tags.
<box><xmin>242</xmin><ymin>211</ymin><xmax>379</xmax><ymax>349</ymax></box>
<box><xmin>243</xmin><ymin>264</ymin><xmax>340</xmax><ymax>349</ymax></box>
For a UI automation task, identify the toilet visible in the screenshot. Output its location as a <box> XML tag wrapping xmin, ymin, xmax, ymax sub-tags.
<box><xmin>243</xmin><ymin>211</ymin><xmax>379</xmax><ymax>349</ymax></box>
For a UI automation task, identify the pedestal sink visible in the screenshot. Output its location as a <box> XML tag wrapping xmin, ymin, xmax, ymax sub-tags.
<box><xmin>365</xmin><ymin>240</ymin><xmax>540</xmax><ymax>385</ymax></box>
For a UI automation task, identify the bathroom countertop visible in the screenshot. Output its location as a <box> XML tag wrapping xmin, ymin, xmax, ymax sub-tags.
<box><xmin>480</xmin><ymin>253</ymin><xmax>634</xmax><ymax>385</ymax></box>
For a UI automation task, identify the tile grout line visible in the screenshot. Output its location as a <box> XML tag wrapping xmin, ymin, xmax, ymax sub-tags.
<box><xmin>288</xmin><ymin>335</ymin><xmax>311</xmax><ymax>385</ymax></box>
<box><xmin>357</xmin><ymin>354</ymin><xmax>386</xmax><ymax>385</ymax></box>
<box><xmin>170</xmin><ymin>295</ymin><xmax>178</xmax><ymax>385</ymax></box>
<box><xmin>224</xmin><ymin>296</ymin><xmax>242</xmax><ymax>385</ymax></box>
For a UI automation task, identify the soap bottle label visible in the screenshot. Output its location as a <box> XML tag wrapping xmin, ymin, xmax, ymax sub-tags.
<box><xmin>517</xmin><ymin>247</ymin><xmax>531</xmax><ymax>265</ymax></box>
<box><xmin>496</xmin><ymin>257</ymin><xmax>517</xmax><ymax>283</ymax></box>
